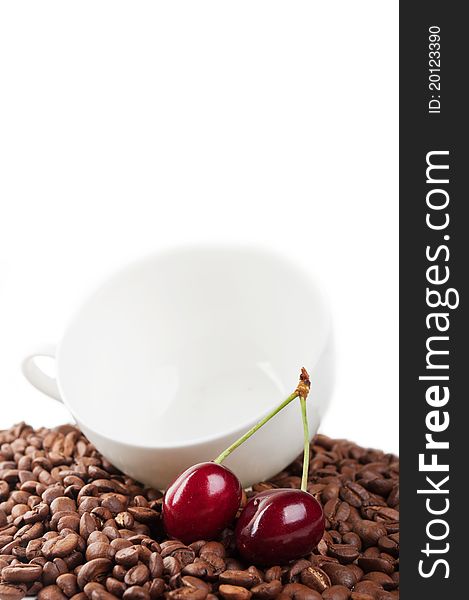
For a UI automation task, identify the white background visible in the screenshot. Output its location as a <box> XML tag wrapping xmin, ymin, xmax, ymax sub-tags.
<box><xmin>0</xmin><ymin>1</ymin><xmax>398</xmax><ymax>454</ymax></box>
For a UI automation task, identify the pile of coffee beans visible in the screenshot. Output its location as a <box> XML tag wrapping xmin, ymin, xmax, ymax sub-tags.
<box><xmin>0</xmin><ymin>423</ymin><xmax>399</xmax><ymax>600</ymax></box>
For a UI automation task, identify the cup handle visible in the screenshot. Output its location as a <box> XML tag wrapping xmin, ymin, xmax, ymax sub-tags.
<box><xmin>22</xmin><ymin>343</ymin><xmax>63</xmax><ymax>403</ymax></box>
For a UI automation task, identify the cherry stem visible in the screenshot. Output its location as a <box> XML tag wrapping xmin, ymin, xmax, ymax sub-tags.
<box><xmin>300</xmin><ymin>394</ymin><xmax>310</xmax><ymax>492</ymax></box>
<box><xmin>214</xmin><ymin>368</ymin><xmax>311</xmax><ymax>465</ymax></box>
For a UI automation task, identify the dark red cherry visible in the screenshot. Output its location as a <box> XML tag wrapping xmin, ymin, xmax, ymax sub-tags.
<box><xmin>162</xmin><ymin>461</ymin><xmax>242</xmax><ymax>544</ymax></box>
<box><xmin>235</xmin><ymin>488</ymin><xmax>324</xmax><ymax>565</ymax></box>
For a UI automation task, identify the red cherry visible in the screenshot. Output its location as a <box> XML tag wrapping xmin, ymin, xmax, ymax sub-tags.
<box><xmin>162</xmin><ymin>462</ymin><xmax>242</xmax><ymax>544</ymax></box>
<box><xmin>235</xmin><ymin>488</ymin><xmax>324</xmax><ymax>565</ymax></box>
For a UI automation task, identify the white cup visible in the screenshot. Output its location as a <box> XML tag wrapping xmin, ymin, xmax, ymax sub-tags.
<box><xmin>22</xmin><ymin>246</ymin><xmax>333</xmax><ymax>489</ymax></box>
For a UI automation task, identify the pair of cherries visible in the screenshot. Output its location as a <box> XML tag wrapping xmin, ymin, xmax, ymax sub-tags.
<box><xmin>162</xmin><ymin>369</ymin><xmax>325</xmax><ymax>565</ymax></box>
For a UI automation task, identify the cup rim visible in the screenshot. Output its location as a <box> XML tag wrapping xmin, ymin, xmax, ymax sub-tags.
<box><xmin>56</xmin><ymin>243</ymin><xmax>332</xmax><ymax>450</ymax></box>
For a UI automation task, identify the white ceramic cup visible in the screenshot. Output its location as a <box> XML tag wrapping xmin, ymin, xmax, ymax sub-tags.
<box><xmin>22</xmin><ymin>246</ymin><xmax>333</xmax><ymax>489</ymax></box>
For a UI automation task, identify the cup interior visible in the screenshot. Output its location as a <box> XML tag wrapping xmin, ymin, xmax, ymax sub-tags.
<box><xmin>58</xmin><ymin>247</ymin><xmax>330</xmax><ymax>447</ymax></box>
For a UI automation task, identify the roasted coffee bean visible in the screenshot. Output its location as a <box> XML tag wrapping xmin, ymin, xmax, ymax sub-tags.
<box><xmin>116</xmin><ymin>511</ymin><xmax>135</xmax><ymax>529</ymax></box>
<box><xmin>149</xmin><ymin>551</ymin><xmax>164</xmax><ymax>578</ymax></box>
<box><xmin>65</xmin><ymin>551</ymin><xmax>85</xmax><ymax>570</ymax></box>
<box><xmin>28</xmin><ymin>581</ymin><xmax>44</xmax><ymax>596</ymax></box>
<box><xmin>50</xmin><ymin>496</ymin><xmax>77</xmax><ymax>514</ymax></box>
<box><xmin>10</xmin><ymin>502</ymin><xmax>29</xmax><ymax>519</ymax></box>
<box><xmin>86</xmin><ymin>541</ymin><xmax>115</xmax><ymax>561</ymax></box>
<box><xmin>357</xmin><ymin>556</ymin><xmax>394</xmax><ymax>576</ymax></box>
<box><xmin>377</xmin><ymin>536</ymin><xmax>398</xmax><ymax>557</ymax></box>
<box><xmin>352</xmin><ymin>521</ymin><xmax>387</xmax><ymax>548</ymax></box>
<box><xmin>164</xmin><ymin>556</ymin><xmax>183</xmax><ymax>577</ymax></box>
<box><xmin>322</xmin><ymin>585</ymin><xmax>351</xmax><ymax>600</ymax></box>
<box><xmin>382</xmin><ymin>522</ymin><xmax>399</xmax><ymax>536</ymax></box>
<box><xmin>250</xmin><ymin>580</ymin><xmax>282</xmax><ymax>599</ymax></box>
<box><xmin>16</xmin><ymin>521</ymin><xmax>43</xmax><ymax>542</ymax></box>
<box><xmin>181</xmin><ymin>575</ymin><xmax>211</xmax><ymax>592</ymax></box>
<box><xmin>201</xmin><ymin>552</ymin><xmax>225</xmax><ymax>575</ymax></box>
<box><xmin>320</xmin><ymin>483</ymin><xmax>340</xmax><ymax>504</ymax></box>
<box><xmin>188</xmin><ymin>540</ymin><xmax>206</xmax><ymax>555</ymax></box>
<box><xmin>0</xmin><ymin>582</ymin><xmax>27</xmax><ymax>599</ymax></box>
<box><xmin>375</xmin><ymin>592</ymin><xmax>397</xmax><ymax>600</ymax></box>
<box><xmin>285</xmin><ymin>559</ymin><xmax>310</xmax><ymax>583</ymax></box>
<box><xmin>78</xmin><ymin>513</ymin><xmax>98</xmax><ymax>540</ymax></box>
<box><xmin>77</xmin><ymin>496</ymin><xmax>98</xmax><ymax>513</ymax></box>
<box><xmin>83</xmin><ymin>581</ymin><xmax>107</xmax><ymax>596</ymax></box>
<box><xmin>56</xmin><ymin>572</ymin><xmax>80</xmax><ymax>596</ymax></box>
<box><xmin>387</xmin><ymin>486</ymin><xmax>399</xmax><ymax>508</ymax></box>
<box><xmin>219</xmin><ymin>570</ymin><xmax>259</xmax><ymax>588</ymax></box>
<box><xmin>168</xmin><ymin>589</ymin><xmax>208</xmax><ymax>600</ymax></box>
<box><xmin>363</xmin><ymin>478</ymin><xmax>394</xmax><ymax>496</ymax></box>
<box><xmin>104</xmin><ymin>576</ymin><xmax>126</xmax><ymax>596</ymax></box>
<box><xmin>173</xmin><ymin>548</ymin><xmax>197</xmax><ymax>568</ymax></box>
<box><xmin>116</xmin><ymin>546</ymin><xmax>140</xmax><ymax>567</ymax></box>
<box><xmin>123</xmin><ymin>586</ymin><xmax>151</xmax><ymax>600</ymax></box>
<box><xmin>111</xmin><ymin>537</ymin><xmax>132</xmax><ymax>551</ymax></box>
<box><xmin>161</xmin><ymin>541</ymin><xmax>187</xmax><ymax>557</ymax></box>
<box><xmin>91</xmin><ymin>506</ymin><xmax>113</xmax><ymax>523</ymax></box>
<box><xmin>340</xmin><ymin>482</ymin><xmax>369</xmax><ymax>508</ymax></box>
<box><xmin>299</xmin><ymin>566</ymin><xmax>331</xmax><ymax>592</ymax></box>
<box><xmin>323</xmin><ymin>499</ymin><xmax>349</xmax><ymax>527</ymax></box>
<box><xmin>1</xmin><ymin>562</ymin><xmax>42</xmax><ymax>583</ymax></box>
<box><xmin>218</xmin><ymin>585</ymin><xmax>252</xmax><ymax>600</ymax></box>
<box><xmin>42</xmin><ymin>559</ymin><xmax>68</xmax><ymax>585</ymax></box>
<box><xmin>0</xmin><ymin>556</ymin><xmax>11</xmax><ymax>570</ymax></box>
<box><xmin>328</xmin><ymin>530</ymin><xmax>342</xmax><ymax>545</ymax></box>
<box><xmin>38</xmin><ymin>585</ymin><xmax>69</xmax><ymax>600</ymax></box>
<box><xmin>57</xmin><ymin>513</ymin><xmax>81</xmax><ymax>533</ymax></box>
<box><xmin>87</xmin><ymin>533</ymin><xmax>110</xmax><ymax>547</ymax></box>
<box><xmin>101</xmin><ymin>494</ymin><xmax>128</xmax><ymax>514</ymax></box>
<box><xmin>112</xmin><ymin>564</ymin><xmax>127</xmax><ymax>582</ymax></box>
<box><xmin>316</xmin><ymin>536</ymin><xmax>329</xmax><ymax>554</ymax></box>
<box><xmin>263</xmin><ymin>566</ymin><xmax>282</xmax><ymax>582</ymax></box>
<box><xmin>125</xmin><ymin>562</ymin><xmax>151</xmax><ymax>586</ymax></box>
<box><xmin>132</xmin><ymin>495</ymin><xmax>149</xmax><ymax>507</ymax></box>
<box><xmin>136</xmin><ymin>544</ymin><xmax>151</xmax><ymax>564</ymax></box>
<box><xmin>347</xmin><ymin>564</ymin><xmax>364</xmax><ymax>584</ymax></box>
<box><xmin>89</xmin><ymin>588</ymin><xmax>117</xmax><ymax>600</ymax></box>
<box><xmin>246</xmin><ymin>567</ymin><xmax>263</xmax><ymax>587</ymax></box>
<box><xmin>77</xmin><ymin>558</ymin><xmax>112</xmax><ymax>589</ymax></box>
<box><xmin>320</xmin><ymin>564</ymin><xmax>357</xmax><ymax>590</ymax></box>
<box><xmin>363</xmin><ymin>547</ymin><xmax>380</xmax><ymax>559</ymax></box>
<box><xmin>341</xmin><ymin>532</ymin><xmax>362</xmax><ymax>551</ymax></box>
<box><xmin>182</xmin><ymin>560</ymin><xmax>215</xmax><ymax>580</ymax></box>
<box><xmin>374</xmin><ymin>507</ymin><xmax>399</xmax><ymax>522</ymax></box>
<box><xmin>149</xmin><ymin>578</ymin><xmax>165</xmax><ymax>598</ymax></box>
<box><xmin>0</xmin><ymin>481</ymin><xmax>10</xmax><ymax>500</ymax></box>
<box><xmin>41</xmin><ymin>533</ymin><xmax>78</xmax><ymax>559</ymax></box>
<box><xmin>200</xmin><ymin>542</ymin><xmax>226</xmax><ymax>559</ymax></box>
<box><xmin>326</xmin><ymin>544</ymin><xmax>360</xmax><ymax>564</ymax></box>
<box><xmin>101</xmin><ymin>525</ymin><xmax>120</xmax><ymax>541</ymax></box>
<box><xmin>127</xmin><ymin>506</ymin><xmax>158</xmax><ymax>523</ymax></box>
<box><xmin>362</xmin><ymin>571</ymin><xmax>396</xmax><ymax>590</ymax></box>
<box><xmin>353</xmin><ymin>581</ymin><xmax>383</xmax><ymax>597</ymax></box>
